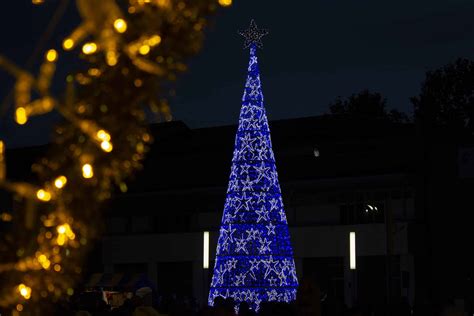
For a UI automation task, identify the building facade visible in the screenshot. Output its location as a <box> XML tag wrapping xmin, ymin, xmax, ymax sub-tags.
<box><xmin>100</xmin><ymin>116</ymin><xmax>421</xmax><ymax>311</ymax></box>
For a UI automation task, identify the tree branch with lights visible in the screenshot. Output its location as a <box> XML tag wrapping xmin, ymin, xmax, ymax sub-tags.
<box><xmin>0</xmin><ymin>0</ymin><xmax>230</xmax><ymax>314</ymax></box>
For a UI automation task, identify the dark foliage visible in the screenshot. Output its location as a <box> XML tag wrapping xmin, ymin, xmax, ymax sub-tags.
<box><xmin>411</xmin><ymin>58</ymin><xmax>474</xmax><ymax>133</ymax></box>
<box><xmin>329</xmin><ymin>89</ymin><xmax>410</xmax><ymax>123</ymax></box>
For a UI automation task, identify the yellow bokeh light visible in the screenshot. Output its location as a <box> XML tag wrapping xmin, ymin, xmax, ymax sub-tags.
<box><xmin>96</xmin><ymin>130</ymin><xmax>111</xmax><ymax>141</ymax></box>
<box><xmin>1</xmin><ymin>212</ymin><xmax>12</xmax><ymax>222</ymax></box>
<box><xmin>15</xmin><ymin>107</ymin><xmax>28</xmax><ymax>125</ymax></box>
<box><xmin>18</xmin><ymin>284</ymin><xmax>31</xmax><ymax>300</ymax></box>
<box><xmin>57</xmin><ymin>234</ymin><xmax>66</xmax><ymax>246</ymax></box>
<box><xmin>82</xmin><ymin>42</ymin><xmax>98</xmax><ymax>55</ymax></box>
<box><xmin>138</xmin><ymin>45</ymin><xmax>150</xmax><ymax>55</ymax></box>
<box><xmin>56</xmin><ymin>223</ymin><xmax>75</xmax><ymax>246</ymax></box>
<box><xmin>148</xmin><ymin>35</ymin><xmax>162</xmax><ymax>46</ymax></box>
<box><xmin>101</xmin><ymin>141</ymin><xmax>113</xmax><ymax>152</ymax></box>
<box><xmin>37</xmin><ymin>254</ymin><xmax>51</xmax><ymax>269</ymax></box>
<box><xmin>113</xmin><ymin>18</ymin><xmax>127</xmax><ymax>33</ymax></box>
<box><xmin>82</xmin><ymin>163</ymin><xmax>93</xmax><ymax>178</ymax></box>
<box><xmin>54</xmin><ymin>175</ymin><xmax>67</xmax><ymax>189</ymax></box>
<box><xmin>45</xmin><ymin>49</ymin><xmax>58</xmax><ymax>62</ymax></box>
<box><xmin>63</xmin><ymin>38</ymin><xmax>74</xmax><ymax>50</ymax></box>
<box><xmin>88</xmin><ymin>68</ymin><xmax>101</xmax><ymax>77</ymax></box>
<box><xmin>106</xmin><ymin>51</ymin><xmax>118</xmax><ymax>66</ymax></box>
<box><xmin>156</xmin><ymin>0</ymin><xmax>170</xmax><ymax>7</ymax></box>
<box><xmin>57</xmin><ymin>225</ymin><xmax>67</xmax><ymax>234</ymax></box>
<box><xmin>218</xmin><ymin>0</ymin><xmax>232</xmax><ymax>6</ymax></box>
<box><xmin>36</xmin><ymin>189</ymin><xmax>52</xmax><ymax>202</ymax></box>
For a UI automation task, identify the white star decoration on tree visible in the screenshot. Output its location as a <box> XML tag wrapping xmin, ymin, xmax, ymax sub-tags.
<box><xmin>259</xmin><ymin>238</ymin><xmax>272</xmax><ymax>254</ymax></box>
<box><xmin>238</xmin><ymin>19</ymin><xmax>269</xmax><ymax>49</ymax></box>
<box><xmin>255</xmin><ymin>208</ymin><xmax>270</xmax><ymax>223</ymax></box>
<box><xmin>266</xmin><ymin>222</ymin><xmax>276</xmax><ymax>235</ymax></box>
<box><xmin>235</xmin><ymin>235</ymin><xmax>249</xmax><ymax>254</ymax></box>
<box><xmin>263</xmin><ymin>256</ymin><xmax>280</xmax><ymax>279</ymax></box>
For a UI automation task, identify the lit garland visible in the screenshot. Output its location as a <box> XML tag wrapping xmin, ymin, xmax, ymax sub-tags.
<box><xmin>208</xmin><ymin>21</ymin><xmax>298</xmax><ymax>312</ymax></box>
<box><xmin>0</xmin><ymin>0</ymin><xmax>230</xmax><ymax>314</ymax></box>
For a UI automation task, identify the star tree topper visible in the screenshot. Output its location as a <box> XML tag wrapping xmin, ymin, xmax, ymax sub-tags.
<box><xmin>239</xmin><ymin>19</ymin><xmax>269</xmax><ymax>49</ymax></box>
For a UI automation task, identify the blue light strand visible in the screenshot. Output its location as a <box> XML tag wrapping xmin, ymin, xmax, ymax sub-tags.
<box><xmin>208</xmin><ymin>44</ymin><xmax>298</xmax><ymax>312</ymax></box>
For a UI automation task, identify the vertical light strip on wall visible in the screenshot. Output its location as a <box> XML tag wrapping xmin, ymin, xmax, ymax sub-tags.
<box><xmin>350</xmin><ymin>232</ymin><xmax>356</xmax><ymax>270</ymax></box>
<box><xmin>203</xmin><ymin>231</ymin><xmax>209</xmax><ymax>269</ymax></box>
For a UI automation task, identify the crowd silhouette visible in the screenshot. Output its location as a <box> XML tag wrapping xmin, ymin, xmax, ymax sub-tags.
<box><xmin>47</xmin><ymin>277</ymin><xmax>469</xmax><ymax>316</ymax></box>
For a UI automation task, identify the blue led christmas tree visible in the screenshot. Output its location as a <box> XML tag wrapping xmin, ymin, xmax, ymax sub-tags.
<box><xmin>208</xmin><ymin>20</ymin><xmax>298</xmax><ymax>312</ymax></box>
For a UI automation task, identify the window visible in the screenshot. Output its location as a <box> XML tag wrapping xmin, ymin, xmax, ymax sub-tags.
<box><xmin>106</xmin><ymin>217</ymin><xmax>128</xmax><ymax>234</ymax></box>
<box><xmin>131</xmin><ymin>216</ymin><xmax>153</xmax><ymax>233</ymax></box>
<box><xmin>340</xmin><ymin>202</ymin><xmax>385</xmax><ymax>224</ymax></box>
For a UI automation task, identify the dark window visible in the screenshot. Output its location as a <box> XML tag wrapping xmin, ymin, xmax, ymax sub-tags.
<box><xmin>114</xmin><ymin>263</ymin><xmax>147</xmax><ymax>275</ymax></box>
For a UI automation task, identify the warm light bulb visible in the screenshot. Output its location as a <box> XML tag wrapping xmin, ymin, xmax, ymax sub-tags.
<box><xmin>18</xmin><ymin>284</ymin><xmax>31</xmax><ymax>299</ymax></box>
<box><xmin>57</xmin><ymin>225</ymin><xmax>66</xmax><ymax>234</ymax></box>
<box><xmin>96</xmin><ymin>130</ymin><xmax>111</xmax><ymax>141</ymax></box>
<box><xmin>45</xmin><ymin>49</ymin><xmax>58</xmax><ymax>62</ymax></box>
<box><xmin>148</xmin><ymin>35</ymin><xmax>162</xmax><ymax>46</ymax></box>
<box><xmin>82</xmin><ymin>42</ymin><xmax>98</xmax><ymax>55</ymax></box>
<box><xmin>15</xmin><ymin>107</ymin><xmax>28</xmax><ymax>125</ymax></box>
<box><xmin>63</xmin><ymin>38</ymin><xmax>74</xmax><ymax>50</ymax></box>
<box><xmin>113</xmin><ymin>18</ymin><xmax>127</xmax><ymax>33</ymax></box>
<box><xmin>138</xmin><ymin>45</ymin><xmax>150</xmax><ymax>55</ymax></box>
<box><xmin>218</xmin><ymin>0</ymin><xmax>232</xmax><ymax>6</ymax></box>
<box><xmin>54</xmin><ymin>175</ymin><xmax>67</xmax><ymax>189</ymax></box>
<box><xmin>106</xmin><ymin>51</ymin><xmax>118</xmax><ymax>66</ymax></box>
<box><xmin>82</xmin><ymin>163</ymin><xmax>93</xmax><ymax>178</ymax></box>
<box><xmin>36</xmin><ymin>189</ymin><xmax>51</xmax><ymax>202</ymax></box>
<box><xmin>101</xmin><ymin>141</ymin><xmax>113</xmax><ymax>152</ymax></box>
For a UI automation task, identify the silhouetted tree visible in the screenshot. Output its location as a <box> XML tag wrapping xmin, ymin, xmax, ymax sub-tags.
<box><xmin>329</xmin><ymin>89</ymin><xmax>410</xmax><ymax>123</ymax></box>
<box><xmin>411</xmin><ymin>58</ymin><xmax>474</xmax><ymax>133</ymax></box>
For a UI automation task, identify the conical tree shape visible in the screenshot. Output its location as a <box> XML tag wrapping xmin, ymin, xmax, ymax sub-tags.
<box><xmin>208</xmin><ymin>44</ymin><xmax>298</xmax><ymax>312</ymax></box>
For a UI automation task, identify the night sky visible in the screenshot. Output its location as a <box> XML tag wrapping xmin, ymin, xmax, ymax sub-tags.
<box><xmin>2</xmin><ymin>0</ymin><xmax>474</xmax><ymax>147</ymax></box>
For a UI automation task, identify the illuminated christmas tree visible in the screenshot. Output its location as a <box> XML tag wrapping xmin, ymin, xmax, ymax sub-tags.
<box><xmin>208</xmin><ymin>20</ymin><xmax>298</xmax><ymax>312</ymax></box>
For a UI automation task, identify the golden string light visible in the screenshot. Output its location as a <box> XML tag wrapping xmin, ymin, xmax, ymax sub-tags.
<box><xmin>45</xmin><ymin>49</ymin><xmax>58</xmax><ymax>62</ymax></box>
<box><xmin>18</xmin><ymin>284</ymin><xmax>32</xmax><ymax>300</ymax></box>
<box><xmin>54</xmin><ymin>176</ymin><xmax>67</xmax><ymax>189</ymax></box>
<box><xmin>218</xmin><ymin>0</ymin><xmax>232</xmax><ymax>6</ymax></box>
<box><xmin>62</xmin><ymin>38</ymin><xmax>74</xmax><ymax>50</ymax></box>
<box><xmin>113</xmin><ymin>18</ymin><xmax>127</xmax><ymax>33</ymax></box>
<box><xmin>82</xmin><ymin>42</ymin><xmax>98</xmax><ymax>55</ymax></box>
<box><xmin>36</xmin><ymin>189</ymin><xmax>52</xmax><ymax>202</ymax></box>
<box><xmin>0</xmin><ymin>0</ymin><xmax>231</xmax><ymax>313</ymax></box>
<box><xmin>81</xmin><ymin>163</ymin><xmax>94</xmax><ymax>179</ymax></box>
